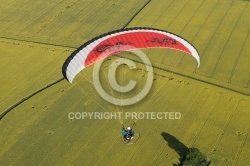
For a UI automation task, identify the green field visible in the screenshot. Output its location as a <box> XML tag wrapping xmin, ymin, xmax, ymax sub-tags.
<box><xmin>0</xmin><ymin>0</ymin><xmax>250</xmax><ymax>165</ymax></box>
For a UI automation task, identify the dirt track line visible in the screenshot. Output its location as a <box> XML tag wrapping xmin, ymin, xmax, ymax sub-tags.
<box><xmin>0</xmin><ymin>77</ymin><xmax>64</xmax><ymax>120</ymax></box>
<box><xmin>0</xmin><ymin>1</ymin><xmax>33</xmax><ymax>28</ymax></box>
<box><xmin>212</xmin><ymin>99</ymin><xmax>242</xmax><ymax>153</ymax></box>
<box><xmin>228</xmin><ymin>4</ymin><xmax>250</xmax><ymax>84</ymax></box>
<box><xmin>69</xmin><ymin>120</ymin><xmax>112</xmax><ymax>164</ymax></box>
<box><xmin>99</xmin><ymin>79</ymin><xmax>170</xmax><ymax>164</ymax></box>
<box><xmin>209</xmin><ymin>3</ymin><xmax>248</xmax><ymax>78</ymax></box>
<box><xmin>178</xmin><ymin>0</ymin><xmax>219</xmax><ymax>69</ymax></box>
<box><xmin>151</xmin><ymin>88</ymin><xmax>207</xmax><ymax>164</ymax></box>
<box><xmin>48</xmin><ymin>1</ymin><xmax>93</xmax><ymax>40</ymax></box>
<box><xmin>233</xmin><ymin>113</ymin><xmax>250</xmax><ymax>166</ymax></box>
<box><xmin>189</xmin><ymin>92</ymin><xmax>222</xmax><ymax>147</ymax></box>
<box><xmin>194</xmin><ymin>1</ymin><xmax>233</xmax><ymax>73</ymax></box>
<box><xmin>125</xmin><ymin>82</ymin><xmax>185</xmax><ymax>165</ymax></box>
<box><xmin>176</xmin><ymin>0</ymin><xmax>206</xmax><ymax>67</ymax></box>
<box><xmin>141</xmin><ymin>0</ymin><xmax>175</xmax><ymax>63</ymax></box>
<box><xmin>95</xmin><ymin>138</ymin><xmax>121</xmax><ymax>165</ymax></box>
<box><xmin>163</xmin><ymin>88</ymin><xmax>212</xmax><ymax>160</ymax></box>
<box><xmin>125</xmin><ymin>82</ymin><xmax>174</xmax><ymax>165</ymax></box>
<box><xmin>33</xmin><ymin>0</ymin><xmax>81</xmax><ymax>35</ymax></box>
<box><xmin>121</xmin><ymin>0</ymin><xmax>151</xmax><ymax>29</ymax></box>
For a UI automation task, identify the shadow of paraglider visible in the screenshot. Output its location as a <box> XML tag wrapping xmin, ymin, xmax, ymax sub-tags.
<box><xmin>161</xmin><ymin>132</ymin><xmax>189</xmax><ymax>166</ymax></box>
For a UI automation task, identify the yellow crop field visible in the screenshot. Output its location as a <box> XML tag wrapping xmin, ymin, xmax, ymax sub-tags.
<box><xmin>0</xmin><ymin>0</ymin><xmax>249</xmax><ymax>166</ymax></box>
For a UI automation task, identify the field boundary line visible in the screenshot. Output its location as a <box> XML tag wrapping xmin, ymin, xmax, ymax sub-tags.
<box><xmin>116</xmin><ymin>55</ymin><xmax>250</xmax><ymax>96</ymax></box>
<box><xmin>38</xmin><ymin>103</ymin><xmax>96</xmax><ymax>165</ymax></box>
<box><xmin>247</xmin><ymin>76</ymin><xmax>250</xmax><ymax>88</ymax></box>
<box><xmin>0</xmin><ymin>36</ymin><xmax>75</xmax><ymax>50</ymax></box>
<box><xmin>1</xmin><ymin>49</ymin><xmax>249</xmax><ymax>121</ymax></box>
<box><xmin>2</xmin><ymin>53</ymin><xmax>246</xmax><ymax>122</ymax></box>
<box><xmin>0</xmin><ymin>77</ymin><xmax>64</xmax><ymax>120</ymax></box>
<box><xmin>11</xmin><ymin>100</ymin><xmax>79</xmax><ymax>165</ymax></box>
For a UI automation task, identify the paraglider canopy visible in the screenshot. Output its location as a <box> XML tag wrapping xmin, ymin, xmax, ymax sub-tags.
<box><xmin>62</xmin><ymin>27</ymin><xmax>200</xmax><ymax>83</ymax></box>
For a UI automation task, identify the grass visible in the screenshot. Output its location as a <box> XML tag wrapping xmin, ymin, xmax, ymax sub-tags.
<box><xmin>0</xmin><ymin>0</ymin><xmax>250</xmax><ymax>165</ymax></box>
